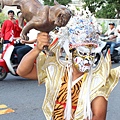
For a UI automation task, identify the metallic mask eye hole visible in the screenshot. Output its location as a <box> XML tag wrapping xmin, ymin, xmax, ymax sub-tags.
<box><xmin>83</xmin><ymin>53</ymin><xmax>87</xmax><ymax>56</ymax></box>
<box><xmin>90</xmin><ymin>53</ymin><xmax>96</xmax><ymax>57</ymax></box>
<box><xmin>79</xmin><ymin>51</ymin><xmax>85</xmax><ymax>56</ymax></box>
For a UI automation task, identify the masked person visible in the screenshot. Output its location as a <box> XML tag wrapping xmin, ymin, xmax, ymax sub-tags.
<box><xmin>16</xmin><ymin>13</ymin><xmax>120</xmax><ymax>120</ymax></box>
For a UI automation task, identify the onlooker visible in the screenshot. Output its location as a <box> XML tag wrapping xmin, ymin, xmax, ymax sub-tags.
<box><xmin>1</xmin><ymin>10</ymin><xmax>16</xmax><ymax>44</ymax></box>
<box><xmin>13</xmin><ymin>29</ymin><xmax>39</xmax><ymax>64</ymax></box>
<box><xmin>103</xmin><ymin>22</ymin><xmax>117</xmax><ymax>56</ymax></box>
<box><xmin>14</xmin><ymin>11</ymin><xmax>26</xmax><ymax>38</ymax></box>
<box><xmin>1</xmin><ymin>10</ymin><xmax>27</xmax><ymax>62</ymax></box>
<box><xmin>104</xmin><ymin>22</ymin><xmax>116</xmax><ymax>40</ymax></box>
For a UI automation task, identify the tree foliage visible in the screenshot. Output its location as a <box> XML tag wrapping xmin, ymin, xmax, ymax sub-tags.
<box><xmin>44</xmin><ymin>0</ymin><xmax>71</xmax><ymax>6</ymax></box>
<box><xmin>83</xmin><ymin>0</ymin><xmax>120</xmax><ymax>18</ymax></box>
<box><xmin>0</xmin><ymin>13</ymin><xmax>7</xmax><ymax>26</ymax></box>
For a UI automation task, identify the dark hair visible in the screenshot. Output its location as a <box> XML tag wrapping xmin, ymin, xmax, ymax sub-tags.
<box><xmin>8</xmin><ymin>10</ymin><xmax>15</xmax><ymax>15</ymax></box>
<box><xmin>17</xmin><ymin>11</ymin><xmax>21</xmax><ymax>16</ymax></box>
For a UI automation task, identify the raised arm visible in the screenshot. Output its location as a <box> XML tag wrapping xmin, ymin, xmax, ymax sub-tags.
<box><xmin>16</xmin><ymin>32</ymin><xmax>50</xmax><ymax>80</ymax></box>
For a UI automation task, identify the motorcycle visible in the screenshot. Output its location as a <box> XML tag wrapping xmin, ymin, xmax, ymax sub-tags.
<box><xmin>0</xmin><ymin>39</ymin><xmax>23</xmax><ymax>81</ymax></box>
<box><xmin>111</xmin><ymin>45</ymin><xmax>120</xmax><ymax>63</ymax></box>
<box><xmin>100</xmin><ymin>35</ymin><xmax>120</xmax><ymax>63</ymax></box>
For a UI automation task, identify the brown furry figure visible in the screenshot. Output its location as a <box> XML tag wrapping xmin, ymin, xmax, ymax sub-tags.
<box><xmin>0</xmin><ymin>0</ymin><xmax>71</xmax><ymax>40</ymax></box>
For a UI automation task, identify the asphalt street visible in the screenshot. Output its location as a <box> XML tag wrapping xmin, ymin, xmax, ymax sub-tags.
<box><xmin>0</xmin><ymin>63</ymin><xmax>120</xmax><ymax>120</ymax></box>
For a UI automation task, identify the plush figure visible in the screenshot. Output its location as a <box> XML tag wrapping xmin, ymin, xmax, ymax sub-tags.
<box><xmin>0</xmin><ymin>0</ymin><xmax>71</xmax><ymax>40</ymax></box>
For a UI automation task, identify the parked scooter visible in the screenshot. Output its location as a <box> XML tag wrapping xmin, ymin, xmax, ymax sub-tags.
<box><xmin>100</xmin><ymin>35</ymin><xmax>120</xmax><ymax>63</ymax></box>
<box><xmin>0</xmin><ymin>39</ymin><xmax>22</xmax><ymax>81</ymax></box>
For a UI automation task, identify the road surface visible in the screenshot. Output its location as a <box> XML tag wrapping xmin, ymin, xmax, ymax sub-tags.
<box><xmin>0</xmin><ymin>63</ymin><xmax>120</xmax><ymax>120</ymax></box>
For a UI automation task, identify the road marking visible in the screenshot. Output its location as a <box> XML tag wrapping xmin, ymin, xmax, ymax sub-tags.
<box><xmin>0</xmin><ymin>104</ymin><xmax>7</xmax><ymax>109</ymax></box>
<box><xmin>0</xmin><ymin>104</ymin><xmax>15</xmax><ymax>115</ymax></box>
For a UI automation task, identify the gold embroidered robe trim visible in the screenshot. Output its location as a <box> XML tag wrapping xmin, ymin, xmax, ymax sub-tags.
<box><xmin>37</xmin><ymin>45</ymin><xmax>120</xmax><ymax>120</ymax></box>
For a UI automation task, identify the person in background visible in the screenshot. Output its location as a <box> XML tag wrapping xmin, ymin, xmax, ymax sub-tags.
<box><xmin>13</xmin><ymin>29</ymin><xmax>39</xmax><ymax>64</ymax></box>
<box><xmin>7</xmin><ymin>10</ymin><xmax>26</xmax><ymax>63</ymax></box>
<box><xmin>104</xmin><ymin>22</ymin><xmax>116</xmax><ymax>39</ymax></box>
<box><xmin>0</xmin><ymin>10</ymin><xmax>16</xmax><ymax>59</ymax></box>
<box><xmin>14</xmin><ymin>11</ymin><xmax>26</xmax><ymax>39</ymax></box>
<box><xmin>103</xmin><ymin>23</ymin><xmax>117</xmax><ymax>57</ymax></box>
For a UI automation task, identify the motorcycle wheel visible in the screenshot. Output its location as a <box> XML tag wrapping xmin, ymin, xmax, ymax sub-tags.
<box><xmin>114</xmin><ymin>59</ymin><xmax>119</xmax><ymax>63</ymax></box>
<box><xmin>0</xmin><ymin>66</ymin><xmax>8</xmax><ymax>81</ymax></box>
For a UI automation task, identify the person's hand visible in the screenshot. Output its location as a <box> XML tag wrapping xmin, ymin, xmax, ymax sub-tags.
<box><xmin>20</xmin><ymin>39</ymin><xmax>26</xmax><ymax>44</ymax></box>
<box><xmin>36</xmin><ymin>32</ymin><xmax>50</xmax><ymax>51</ymax></box>
<box><xmin>118</xmin><ymin>29</ymin><xmax>120</xmax><ymax>33</ymax></box>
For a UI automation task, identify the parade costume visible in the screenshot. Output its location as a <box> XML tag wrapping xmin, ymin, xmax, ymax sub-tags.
<box><xmin>37</xmin><ymin>13</ymin><xmax>120</xmax><ymax>120</ymax></box>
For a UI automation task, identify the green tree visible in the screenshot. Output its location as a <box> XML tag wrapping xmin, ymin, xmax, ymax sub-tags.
<box><xmin>95</xmin><ymin>4</ymin><xmax>117</xmax><ymax>18</ymax></box>
<box><xmin>83</xmin><ymin>0</ymin><xmax>120</xmax><ymax>18</ymax></box>
<box><xmin>44</xmin><ymin>0</ymin><xmax>71</xmax><ymax>6</ymax></box>
<box><xmin>0</xmin><ymin>12</ymin><xmax>7</xmax><ymax>26</ymax></box>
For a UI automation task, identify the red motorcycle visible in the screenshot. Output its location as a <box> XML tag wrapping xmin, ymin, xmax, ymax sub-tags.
<box><xmin>0</xmin><ymin>39</ymin><xmax>21</xmax><ymax>81</ymax></box>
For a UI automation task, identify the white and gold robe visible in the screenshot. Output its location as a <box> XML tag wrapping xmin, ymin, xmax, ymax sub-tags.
<box><xmin>37</xmin><ymin>41</ymin><xmax>120</xmax><ymax>120</ymax></box>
